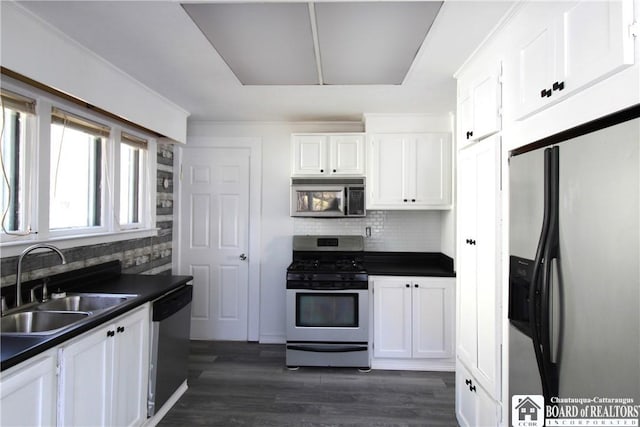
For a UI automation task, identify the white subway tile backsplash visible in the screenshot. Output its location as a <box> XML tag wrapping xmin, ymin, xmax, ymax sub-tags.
<box><xmin>293</xmin><ymin>210</ymin><xmax>442</xmax><ymax>252</ymax></box>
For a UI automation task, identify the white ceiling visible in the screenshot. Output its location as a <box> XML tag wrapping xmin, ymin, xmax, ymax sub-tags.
<box><xmin>182</xmin><ymin>2</ymin><xmax>442</xmax><ymax>85</ymax></box>
<box><xmin>16</xmin><ymin>1</ymin><xmax>513</xmax><ymax>122</ymax></box>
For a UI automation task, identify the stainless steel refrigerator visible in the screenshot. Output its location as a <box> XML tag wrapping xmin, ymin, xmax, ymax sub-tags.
<box><xmin>508</xmin><ymin>105</ymin><xmax>640</xmax><ymax>408</ymax></box>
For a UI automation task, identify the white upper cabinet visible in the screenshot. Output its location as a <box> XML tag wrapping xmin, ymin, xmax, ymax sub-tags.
<box><xmin>458</xmin><ymin>64</ymin><xmax>502</xmax><ymax>148</ymax></box>
<box><xmin>367</xmin><ymin>133</ymin><xmax>452</xmax><ymax>210</ymax></box>
<box><xmin>514</xmin><ymin>0</ymin><xmax>635</xmax><ymax>119</ymax></box>
<box><xmin>291</xmin><ymin>133</ymin><xmax>365</xmax><ymax>176</ymax></box>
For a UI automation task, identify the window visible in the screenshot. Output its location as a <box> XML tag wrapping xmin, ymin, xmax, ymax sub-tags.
<box><xmin>0</xmin><ymin>79</ymin><xmax>158</xmax><ymax>249</ymax></box>
<box><xmin>120</xmin><ymin>132</ymin><xmax>147</xmax><ymax>226</ymax></box>
<box><xmin>50</xmin><ymin>108</ymin><xmax>109</xmax><ymax>230</ymax></box>
<box><xmin>0</xmin><ymin>89</ymin><xmax>34</xmax><ymax>234</ymax></box>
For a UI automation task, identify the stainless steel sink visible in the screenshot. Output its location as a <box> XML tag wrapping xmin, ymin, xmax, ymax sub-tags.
<box><xmin>1</xmin><ymin>311</ymin><xmax>90</xmax><ymax>334</ymax></box>
<box><xmin>36</xmin><ymin>293</ymin><xmax>137</xmax><ymax>313</ymax></box>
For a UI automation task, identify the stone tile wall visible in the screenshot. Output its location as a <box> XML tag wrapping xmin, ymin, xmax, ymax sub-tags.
<box><xmin>0</xmin><ymin>142</ymin><xmax>174</xmax><ymax>287</ymax></box>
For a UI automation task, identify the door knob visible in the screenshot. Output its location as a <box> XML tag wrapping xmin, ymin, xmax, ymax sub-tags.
<box><xmin>239</xmin><ymin>253</ymin><xmax>247</xmax><ymax>261</ymax></box>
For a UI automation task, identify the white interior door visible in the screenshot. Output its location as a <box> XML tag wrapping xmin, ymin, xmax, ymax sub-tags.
<box><xmin>180</xmin><ymin>147</ymin><xmax>250</xmax><ymax>340</ymax></box>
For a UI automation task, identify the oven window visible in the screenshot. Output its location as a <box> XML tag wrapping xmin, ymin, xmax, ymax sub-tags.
<box><xmin>296</xmin><ymin>293</ymin><xmax>358</xmax><ymax>327</ymax></box>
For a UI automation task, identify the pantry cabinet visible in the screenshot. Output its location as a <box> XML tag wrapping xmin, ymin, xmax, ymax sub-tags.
<box><xmin>291</xmin><ymin>133</ymin><xmax>365</xmax><ymax>176</ymax></box>
<box><xmin>457</xmin><ymin>135</ymin><xmax>501</xmax><ymax>399</ymax></box>
<box><xmin>514</xmin><ymin>0</ymin><xmax>635</xmax><ymax>119</ymax></box>
<box><xmin>372</xmin><ymin>276</ymin><xmax>454</xmax><ymax>362</ymax></box>
<box><xmin>367</xmin><ymin>133</ymin><xmax>452</xmax><ymax>209</ymax></box>
<box><xmin>458</xmin><ymin>64</ymin><xmax>501</xmax><ymax>148</ymax></box>
<box><xmin>0</xmin><ymin>349</ymin><xmax>57</xmax><ymax>426</ymax></box>
<box><xmin>59</xmin><ymin>304</ymin><xmax>149</xmax><ymax>427</ymax></box>
<box><xmin>456</xmin><ymin>360</ymin><xmax>500</xmax><ymax>427</ymax></box>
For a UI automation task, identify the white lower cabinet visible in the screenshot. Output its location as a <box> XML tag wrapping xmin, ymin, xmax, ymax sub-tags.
<box><xmin>59</xmin><ymin>304</ymin><xmax>149</xmax><ymax>427</ymax></box>
<box><xmin>0</xmin><ymin>349</ymin><xmax>57</xmax><ymax>427</ymax></box>
<box><xmin>456</xmin><ymin>359</ymin><xmax>500</xmax><ymax>427</ymax></box>
<box><xmin>372</xmin><ymin>276</ymin><xmax>455</xmax><ymax>370</ymax></box>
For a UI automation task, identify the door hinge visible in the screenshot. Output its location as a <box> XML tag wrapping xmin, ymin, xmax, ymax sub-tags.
<box><xmin>630</xmin><ymin>21</ymin><xmax>639</xmax><ymax>37</ymax></box>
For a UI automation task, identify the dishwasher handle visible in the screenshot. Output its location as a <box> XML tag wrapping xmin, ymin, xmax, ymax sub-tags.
<box><xmin>153</xmin><ymin>284</ymin><xmax>193</xmax><ymax>322</ymax></box>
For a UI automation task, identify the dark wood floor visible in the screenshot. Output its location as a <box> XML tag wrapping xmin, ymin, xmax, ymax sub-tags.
<box><xmin>158</xmin><ymin>341</ymin><xmax>458</xmax><ymax>427</ymax></box>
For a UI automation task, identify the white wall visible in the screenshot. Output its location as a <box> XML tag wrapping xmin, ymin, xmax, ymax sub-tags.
<box><xmin>187</xmin><ymin>120</ymin><xmax>453</xmax><ymax>343</ymax></box>
<box><xmin>0</xmin><ymin>1</ymin><xmax>189</xmax><ymax>143</ymax></box>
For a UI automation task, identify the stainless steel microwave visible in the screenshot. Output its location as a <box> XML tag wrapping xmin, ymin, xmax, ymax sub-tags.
<box><xmin>290</xmin><ymin>177</ymin><xmax>366</xmax><ymax>217</ymax></box>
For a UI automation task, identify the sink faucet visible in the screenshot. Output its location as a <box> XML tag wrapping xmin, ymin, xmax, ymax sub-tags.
<box><xmin>15</xmin><ymin>244</ymin><xmax>67</xmax><ymax>308</ymax></box>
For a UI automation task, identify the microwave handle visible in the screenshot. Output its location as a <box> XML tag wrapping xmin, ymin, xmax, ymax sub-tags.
<box><xmin>344</xmin><ymin>187</ymin><xmax>349</xmax><ymax>216</ymax></box>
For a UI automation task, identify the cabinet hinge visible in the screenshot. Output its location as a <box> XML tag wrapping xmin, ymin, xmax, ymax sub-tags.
<box><xmin>630</xmin><ymin>21</ymin><xmax>640</xmax><ymax>38</ymax></box>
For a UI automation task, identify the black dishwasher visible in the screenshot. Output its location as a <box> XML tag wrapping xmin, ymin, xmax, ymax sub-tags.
<box><xmin>147</xmin><ymin>283</ymin><xmax>193</xmax><ymax>417</ymax></box>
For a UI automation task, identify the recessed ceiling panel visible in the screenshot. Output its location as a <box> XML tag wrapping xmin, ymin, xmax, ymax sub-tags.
<box><xmin>182</xmin><ymin>3</ymin><xmax>318</xmax><ymax>85</ymax></box>
<box><xmin>315</xmin><ymin>2</ymin><xmax>443</xmax><ymax>85</ymax></box>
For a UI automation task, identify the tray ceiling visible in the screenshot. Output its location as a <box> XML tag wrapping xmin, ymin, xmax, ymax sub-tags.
<box><xmin>182</xmin><ymin>2</ymin><xmax>442</xmax><ymax>86</ymax></box>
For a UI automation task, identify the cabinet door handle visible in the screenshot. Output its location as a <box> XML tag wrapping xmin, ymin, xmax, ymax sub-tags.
<box><xmin>414</xmin><ymin>284</ymin><xmax>419</xmax><ymax>288</ymax></box>
<box><xmin>332</xmin><ymin>169</ymin><xmax>336</xmax><ymax>173</ymax></box>
<box><xmin>107</xmin><ymin>330</ymin><xmax>115</xmax><ymax>338</ymax></box>
<box><xmin>405</xmin><ymin>284</ymin><xmax>410</xmax><ymax>288</ymax></box>
<box><xmin>117</xmin><ymin>326</ymin><xmax>125</xmax><ymax>333</ymax></box>
<box><xmin>403</xmin><ymin>199</ymin><xmax>408</xmax><ymax>202</ymax></box>
<box><xmin>553</xmin><ymin>81</ymin><xmax>565</xmax><ymax>91</ymax></box>
<box><xmin>470</xmin><ymin>239</ymin><xmax>476</xmax><ymax>245</ymax></box>
<box><xmin>320</xmin><ymin>169</ymin><xmax>324</xmax><ymax>173</ymax></box>
<box><xmin>540</xmin><ymin>88</ymin><xmax>552</xmax><ymax>98</ymax></box>
<box><xmin>469</xmin><ymin>385</ymin><xmax>477</xmax><ymax>392</ymax></box>
<box><xmin>411</xmin><ymin>199</ymin><xmax>416</xmax><ymax>203</ymax></box>
<box><xmin>465</xmin><ymin>379</ymin><xmax>472</xmax><ymax>386</ymax></box>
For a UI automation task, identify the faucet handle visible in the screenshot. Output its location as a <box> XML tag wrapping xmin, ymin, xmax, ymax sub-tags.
<box><xmin>42</xmin><ymin>278</ymin><xmax>49</xmax><ymax>302</ymax></box>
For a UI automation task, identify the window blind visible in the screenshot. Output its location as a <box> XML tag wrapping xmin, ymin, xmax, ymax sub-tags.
<box><xmin>1</xmin><ymin>89</ymin><xmax>36</xmax><ymax>115</ymax></box>
<box><xmin>51</xmin><ymin>107</ymin><xmax>110</xmax><ymax>138</ymax></box>
<box><xmin>121</xmin><ymin>132</ymin><xmax>148</xmax><ymax>150</ymax></box>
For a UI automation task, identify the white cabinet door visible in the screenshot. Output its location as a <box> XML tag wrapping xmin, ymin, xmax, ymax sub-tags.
<box><xmin>368</xmin><ymin>133</ymin><xmax>452</xmax><ymax>209</ymax></box>
<box><xmin>373</xmin><ymin>277</ymin><xmax>412</xmax><ymax>359</ymax></box>
<box><xmin>112</xmin><ymin>306</ymin><xmax>149</xmax><ymax>427</ymax></box>
<box><xmin>60</xmin><ymin>323</ymin><xmax>115</xmax><ymax>427</ymax></box>
<box><xmin>457</xmin><ymin>146</ymin><xmax>478</xmax><ymax>368</ymax></box>
<box><xmin>474</xmin><ymin>138</ymin><xmax>501</xmax><ymax>397</ymax></box>
<box><xmin>472</xmin><ymin>71</ymin><xmax>501</xmax><ymax>141</ymax></box>
<box><xmin>292</xmin><ymin>134</ymin><xmax>366</xmax><ymax>176</ymax></box>
<box><xmin>456</xmin><ymin>360</ymin><xmax>499</xmax><ymax>427</ymax></box>
<box><xmin>329</xmin><ymin>134</ymin><xmax>365</xmax><ymax>175</ymax></box>
<box><xmin>413</xmin><ymin>133</ymin><xmax>452</xmax><ymax>207</ymax></box>
<box><xmin>515</xmin><ymin>12</ymin><xmax>559</xmax><ymax>119</ymax></box>
<box><xmin>0</xmin><ymin>350</ymin><xmax>57</xmax><ymax>427</ymax></box>
<box><xmin>458</xmin><ymin>66</ymin><xmax>501</xmax><ymax>148</ymax></box>
<box><xmin>562</xmin><ymin>0</ymin><xmax>635</xmax><ymax>93</ymax></box>
<box><xmin>412</xmin><ymin>278</ymin><xmax>454</xmax><ymax>359</ymax></box>
<box><xmin>292</xmin><ymin>135</ymin><xmax>327</xmax><ymax>176</ymax></box>
<box><xmin>373</xmin><ymin>276</ymin><xmax>455</xmax><ymax>361</ymax></box>
<box><xmin>514</xmin><ymin>0</ymin><xmax>634</xmax><ymax>119</ymax></box>
<box><xmin>60</xmin><ymin>305</ymin><xmax>150</xmax><ymax>427</ymax></box>
<box><xmin>456</xmin><ymin>136</ymin><xmax>502</xmax><ymax>399</ymax></box>
<box><xmin>368</xmin><ymin>134</ymin><xmax>405</xmax><ymax>207</ymax></box>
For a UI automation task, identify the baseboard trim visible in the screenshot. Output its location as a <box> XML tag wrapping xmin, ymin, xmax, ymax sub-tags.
<box><xmin>143</xmin><ymin>380</ymin><xmax>188</xmax><ymax>427</ymax></box>
<box><xmin>259</xmin><ymin>334</ymin><xmax>286</xmax><ymax>344</ymax></box>
<box><xmin>371</xmin><ymin>358</ymin><xmax>455</xmax><ymax>372</ymax></box>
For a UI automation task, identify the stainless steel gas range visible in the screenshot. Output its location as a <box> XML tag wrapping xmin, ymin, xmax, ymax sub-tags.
<box><xmin>286</xmin><ymin>235</ymin><xmax>370</xmax><ymax>369</ymax></box>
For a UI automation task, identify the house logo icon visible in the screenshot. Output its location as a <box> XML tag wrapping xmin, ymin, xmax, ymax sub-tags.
<box><xmin>512</xmin><ymin>395</ymin><xmax>544</xmax><ymax>427</ymax></box>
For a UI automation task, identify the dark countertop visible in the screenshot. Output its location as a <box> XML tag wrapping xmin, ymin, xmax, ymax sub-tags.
<box><xmin>1</xmin><ymin>265</ymin><xmax>192</xmax><ymax>371</ymax></box>
<box><xmin>363</xmin><ymin>252</ymin><xmax>456</xmax><ymax>278</ymax></box>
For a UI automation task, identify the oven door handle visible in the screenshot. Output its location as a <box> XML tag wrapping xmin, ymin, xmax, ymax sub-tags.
<box><xmin>287</xmin><ymin>345</ymin><xmax>367</xmax><ymax>353</ymax></box>
<box><xmin>307</xmin><ymin>286</ymin><xmax>354</xmax><ymax>291</ymax></box>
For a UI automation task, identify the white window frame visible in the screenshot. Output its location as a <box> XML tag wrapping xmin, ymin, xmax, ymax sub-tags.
<box><xmin>0</xmin><ymin>78</ymin><xmax>158</xmax><ymax>257</ymax></box>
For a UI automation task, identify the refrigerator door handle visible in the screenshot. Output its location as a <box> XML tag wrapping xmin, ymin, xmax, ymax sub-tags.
<box><xmin>539</xmin><ymin>146</ymin><xmax>560</xmax><ymax>403</ymax></box>
<box><xmin>529</xmin><ymin>148</ymin><xmax>552</xmax><ymax>398</ymax></box>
